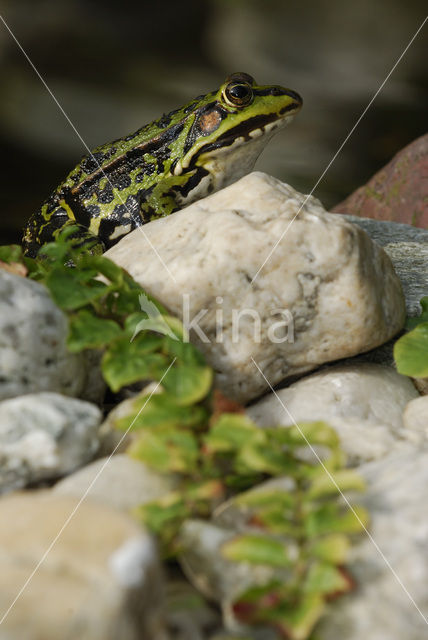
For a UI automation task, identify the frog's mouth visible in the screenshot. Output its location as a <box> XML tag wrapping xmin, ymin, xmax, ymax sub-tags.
<box><xmin>190</xmin><ymin>104</ymin><xmax>299</xmax><ymax>167</ymax></box>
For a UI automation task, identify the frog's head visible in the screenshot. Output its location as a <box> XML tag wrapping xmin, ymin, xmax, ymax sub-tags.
<box><xmin>173</xmin><ymin>72</ymin><xmax>302</xmax><ymax>189</ymax></box>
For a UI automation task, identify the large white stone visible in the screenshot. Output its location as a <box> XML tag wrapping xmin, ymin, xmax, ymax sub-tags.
<box><xmin>0</xmin><ymin>392</ymin><xmax>102</xmax><ymax>494</ymax></box>
<box><xmin>105</xmin><ymin>172</ymin><xmax>405</xmax><ymax>403</ymax></box>
<box><xmin>0</xmin><ymin>492</ymin><xmax>166</xmax><ymax>640</ymax></box>
<box><xmin>0</xmin><ymin>270</ymin><xmax>105</xmax><ymax>403</ymax></box>
<box><xmin>247</xmin><ymin>363</ymin><xmax>420</xmax><ymax>464</ymax></box>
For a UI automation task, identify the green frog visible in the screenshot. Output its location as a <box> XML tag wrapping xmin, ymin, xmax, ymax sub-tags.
<box><xmin>23</xmin><ymin>72</ymin><xmax>302</xmax><ymax>257</ymax></box>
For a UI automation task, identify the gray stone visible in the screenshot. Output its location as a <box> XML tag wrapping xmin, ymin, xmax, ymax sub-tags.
<box><xmin>105</xmin><ymin>173</ymin><xmax>405</xmax><ymax>403</ymax></box>
<box><xmin>402</xmin><ymin>395</ymin><xmax>428</xmax><ymax>436</ymax></box>
<box><xmin>0</xmin><ymin>392</ymin><xmax>102</xmax><ymax>494</ymax></box>
<box><xmin>316</xmin><ymin>449</ymin><xmax>428</xmax><ymax>640</ymax></box>
<box><xmin>0</xmin><ymin>270</ymin><xmax>105</xmax><ymax>403</ymax></box>
<box><xmin>344</xmin><ymin>216</ymin><xmax>428</xmax><ymax>317</ymax></box>
<box><xmin>53</xmin><ymin>453</ymin><xmax>176</xmax><ymax>511</ymax></box>
<box><xmin>247</xmin><ymin>363</ymin><xmax>420</xmax><ymax>465</ymax></box>
<box><xmin>0</xmin><ymin>492</ymin><xmax>167</xmax><ymax>640</ymax></box>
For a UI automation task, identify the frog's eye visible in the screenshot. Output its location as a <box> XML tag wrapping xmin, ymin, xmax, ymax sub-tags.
<box><xmin>223</xmin><ymin>82</ymin><xmax>254</xmax><ymax>108</ymax></box>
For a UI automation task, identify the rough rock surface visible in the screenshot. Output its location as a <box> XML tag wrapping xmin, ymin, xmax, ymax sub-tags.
<box><xmin>105</xmin><ymin>172</ymin><xmax>405</xmax><ymax>403</ymax></box>
<box><xmin>247</xmin><ymin>363</ymin><xmax>419</xmax><ymax>465</ymax></box>
<box><xmin>343</xmin><ymin>215</ymin><xmax>428</xmax><ymax>316</ymax></box>
<box><xmin>179</xmin><ymin>449</ymin><xmax>428</xmax><ymax>640</ymax></box>
<box><xmin>0</xmin><ymin>392</ymin><xmax>102</xmax><ymax>494</ymax></box>
<box><xmin>0</xmin><ymin>492</ymin><xmax>166</xmax><ymax>640</ymax></box>
<box><xmin>402</xmin><ymin>395</ymin><xmax>428</xmax><ymax>435</ymax></box>
<box><xmin>54</xmin><ymin>454</ymin><xmax>175</xmax><ymax>511</ymax></box>
<box><xmin>317</xmin><ymin>449</ymin><xmax>428</xmax><ymax>640</ymax></box>
<box><xmin>333</xmin><ymin>133</ymin><xmax>428</xmax><ymax>228</ymax></box>
<box><xmin>0</xmin><ymin>270</ymin><xmax>105</xmax><ymax>403</ymax></box>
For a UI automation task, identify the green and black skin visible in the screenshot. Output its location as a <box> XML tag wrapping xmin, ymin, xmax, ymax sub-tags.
<box><xmin>23</xmin><ymin>73</ymin><xmax>302</xmax><ymax>257</ymax></box>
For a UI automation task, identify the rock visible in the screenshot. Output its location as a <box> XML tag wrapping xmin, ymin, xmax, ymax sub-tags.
<box><xmin>332</xmin><ymin>134</ymin><xmax>428</xmax><ymax>228</ymax></box>
<box><xmin>402</xmin><ymin>395</ymin><xmax>428</xmax><ymax>436</ymax></box>
<box><xmin>316</xmin><ymin>449</ymin><xmax>428</xmax><ymax>640</ymax></box>
<box><xmin>105</xmin><ymin>172</ymin><xmax>405</xmax><ymax>403</ymax></box>
<box><xmin>178</xmin><ymin>518</ymin><xmax>291</xmax><ymax>634</ymax></box>
<box><xmin>0</xmin><ymin>270</ymin><xmax>105</xmax><ymax>403</ymax></box>
<box><xmin>0</xmin><ymin>492</ymin><xmax>166</xmax><ymax>640</ymax></box>
<box><xmin>180</xmin><ymin>448</ymin><xmax>428</xmax><ymax>640</ymax></box>
<box><xmin>247</xmin><ymin>363</ymin><xmax>420</xmax><ymax>465</ymax></box>
<box><xmin>53</xmin><ymin>454</ymin><xmax>175</xmax><ymax>511</ymax></box>
<box><xmin>342</xmin><ymin>216</ymin><xmax>428</xmax><ymax>317</ymax></box>
<box><xmin>0</xmin><ymin>392</ymin><xmax>102</xmax><ymax>494</ymax></box>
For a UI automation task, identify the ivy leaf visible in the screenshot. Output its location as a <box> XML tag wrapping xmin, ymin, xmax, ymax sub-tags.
<box><xmin>0</xmin><ymin>244</ymin><xmax>24</xmax><ymax>263</ymax></box>
<box><xmin>162</xmin><ymin>363</ymin><xmax>213</xmax><ymax>405</ymax></box>
<box><xmin>44</xmin><ymin>267</ymin><xmax>107</xmax><ymax>310</ymax></box>
<box><xmin>102</xmin><ymin>336</ymin><xmax>168</xmax><ymax>391</ymax></box>
<box><xmin>394</xmin><ymin>323</ymin><xmax>428</xmax><ymax>377</ymax></box>
<box><xmin>129</xmin><ymin>427</ymin><xmax>199</xmax><ymax>473</ymax></box>
<box><xmin>204</xmin><ymin>414</ymin><xmax>263</xmax><ymax>454</ymax></box>
<box><xmin>221</xmin><ymin>534</ymin><xmax>291</xmax><ymax>567</ymax></box>
<box><xmin>303</xmin><ymin>562</ymin><xmax>352</xmax><ymax>596</ymax></box>
<box><xmin>308</xmin><ymin>534</ymin><xmax>350</xmax><ymax>564</ymax></box>
<box><xmin>67</xmin><ymin>310</ymin><xmax>122</xmax><ymax>351</ymax></box>
<box><xmin>78</xmin><ymin>254</ymin><xmax>124</xmax><ymax>284</ymax></box>
<box><xmin>305</xmin><ymin>504</ymin><xmax>369</xmax><ymax>537</ymax></box>
<box><xmin>115</xmin><ymin>392</ymin><xmax>207</xmax><ymax>431</ymax></box>
<box><xmin>306</xmin><ymin>469</ymin><xmax>366</xmax><ymax>500</ymax></box>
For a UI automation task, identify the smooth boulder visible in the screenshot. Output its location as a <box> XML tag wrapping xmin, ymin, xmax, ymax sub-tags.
<box><xmin>105</xmin><ymin>172</ymin><xmax>405</xmax><ymax>403</ymax></box>
<box><xmin>0</xmin><ymin>492</ymin><xmax>166</xmax><ymax>640</ymax></box>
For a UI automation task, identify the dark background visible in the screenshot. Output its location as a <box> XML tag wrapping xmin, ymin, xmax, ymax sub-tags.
<box><xmin>0</xmin><ymin>0</ymin><xmax>426</xmax><ymax>245</ymax></box>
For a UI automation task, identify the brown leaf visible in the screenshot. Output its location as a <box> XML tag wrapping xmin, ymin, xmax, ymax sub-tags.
<box><xmin>0</xmin><ymin>260</ymin><xmax>27</xmax><ymax>277</ymax></box>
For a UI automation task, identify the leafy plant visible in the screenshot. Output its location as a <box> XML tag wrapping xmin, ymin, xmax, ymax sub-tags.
<box><xmin>0</xmin><ymin>234</ymin><xmax>368</xmax><ymax>639</ymax></box>
<box><xmin>0</xmin><ymin>230</ymin><xmax>211</xmax><ymax>396</ymax></box>
<box><xmin>394</xmin><ymin>296</ymin><xmax>428</xmax><ymax>377</ymax></box>
<box><xmin>115</xmin><ymin>396</ymin><xmax>368</xmax><ymax>639</ymax></box>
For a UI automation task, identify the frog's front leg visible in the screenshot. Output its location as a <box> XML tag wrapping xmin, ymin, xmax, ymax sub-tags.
<box><xmin>23</xmin><ymin>202</ymin><xmax>104</xmax><ymax>258</ymax></box>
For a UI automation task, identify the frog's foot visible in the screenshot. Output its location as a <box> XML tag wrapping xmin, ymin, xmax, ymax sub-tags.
<box><xmin>54</xmin><ymin>223</ymin><xmax>105</xmax><ymax>256</ymax></box>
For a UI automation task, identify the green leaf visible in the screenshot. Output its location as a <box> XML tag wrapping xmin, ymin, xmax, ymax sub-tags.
<box><xmin>306</xmin><ymin>469</ymin><xmax>366</xmax><ymax>500</ymax></box>
<box><xmin>308</xmin><ymin>534</ymin><xmax>350</xmax><ymax>563</ymax></box>
<box><xmin>115</xmin><ymin>392</ymin><xmax>207</xmax><ymax>431</ymax></box>
<box><xmin>304</xmin><ymin>562</ymin><xmax>351</xmax><ymax>595</ymax></box>
<box><xmin>67</xmin><ymin>310</ymin><xmax>122</xmax><ymax>352</ymax></box>
<box><xmin>405</xmin><ymin>297</ymin><xmax>428</xmax><ymax>330</ymax></box>
<box><xmin>235</xmin><ymin>488</ymin><xmax>296</xmax><ymax>511</ymax></box>
<box><xmin>305</xmin><ymin>504</ymin><xmax>369</xmax><ymax>537</ymax></box>
<box><xmin>44</xmin><ymin>267</ymin><xmax>107</xmax><ymax>310</ymax></box>
<box><xmin>162</xmin><ymin>363</ymin><xmax>213</xmax><ymax>405</ymax></box>
<box><xmin>236</xmin><ymin>442</ymin><xmax>298</xmax><ymax>476</ymax></box>
<box><xmin>129</xmin><ymin>427</ymin><xmax>199</xmax><ymax>473</ymax></box>
<box><xmin>221</xmin><ymin>534</ymin><xmax>291</xmax><ymax>567</ymax></box>
<box><xmin>0</xmin><ymin>244</ymin><xmax>24</xmax><ymax>263</ymax></box>
<box><xmin>204</xmin><ymin>414</ymin><xmax>263</xmax><ymax>453</ymax></box>
<box><xmin>102</xmin><ymin>335</ymin><xmax>168</xmax><ymax>391</ymax></box>
<box><xmin>394</xmin><ymin>323</ymin><xmax>428</xmax><ymax>377</ymax></box>
<box><xmin>162</xmin><ymin>336</ymin><xmax>206</xmax><ymax>366</ymax></box>
<box><xmin>283</xmin><ymin>421</ymin><xmax>340</xmax><ymax>449</ymax></box>
<box><xmin>78</xmin><ymin>254</ymin><xmax>124</xmax><ymax>284</ymax></box>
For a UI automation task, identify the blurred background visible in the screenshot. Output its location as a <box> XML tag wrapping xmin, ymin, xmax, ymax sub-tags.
<box><xmin>0</xmin><ymin>0</ymin><xmax>426</xmax><ymax>244</ymax></box>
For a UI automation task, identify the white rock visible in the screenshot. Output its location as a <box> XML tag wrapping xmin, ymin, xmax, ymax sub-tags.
<box><xmin>317</xmin><ymin>449</ymin><xmax>428</xmax><ymax>639</ymax></box>
<box><xmin>53</xmin><ymin>453</ymin><xmax>175</xmax><ymax>511</ymax></box>
<box><xmin>105</xmin><ymin>172</ymin><xmax>405</xmax><ymax>403</ymax></box>
<box><xmin>0</xmin><ymin>492</ymin><xmax>167</xmax><ymax>640</ymax></box>
<box><xmin>247</xmin><ymin>363</ymin><xmax>420</xmax><ymax>464</ymax></box>
<box><xmin>0</xmin><ymin>392</ymin><xmax>102</xmax><ymax>494</ymax></box>
<box><xmin>0</xmin><ymin>270</ymin><xmax>105</xmax><ymax>403</ymax></box>
<box><xmin>402</xmin><ymin>395</ymin><xmax>428</xmax><ymax>436</ymax></box>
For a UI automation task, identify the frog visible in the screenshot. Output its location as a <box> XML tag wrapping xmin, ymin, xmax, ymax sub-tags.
<box><xmin>22</xmin><ymin>72</ymin><xmax>302</xmax><ymax>257</ymax></box>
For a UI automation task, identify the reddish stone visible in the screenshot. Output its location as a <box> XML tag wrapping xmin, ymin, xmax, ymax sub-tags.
<box><xmin>332</xmin><ymin>134</ymin><xmax>428</xmax><ymax>228</ymax></box>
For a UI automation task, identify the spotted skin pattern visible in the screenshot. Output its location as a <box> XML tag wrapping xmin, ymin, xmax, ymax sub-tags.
<box><xmin>23</xmin><ymin>73</ymin><xmax>302</xmax><ymax>257</ymax></box>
